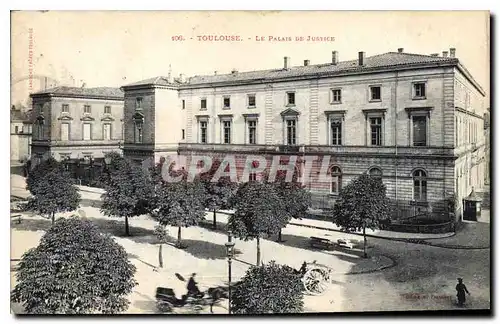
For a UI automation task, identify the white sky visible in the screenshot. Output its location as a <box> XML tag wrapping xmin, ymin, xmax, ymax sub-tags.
<box><xmin>11</xmin><ymin>11</ymin><xmax>490</xmax><ymax>107</ymax></box>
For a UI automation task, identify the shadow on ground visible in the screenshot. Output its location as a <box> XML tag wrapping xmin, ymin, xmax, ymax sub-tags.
<box><xmin>164</xmin><ymin>237</ymin><xmax>243</xmax><ymax>260</ymax></box>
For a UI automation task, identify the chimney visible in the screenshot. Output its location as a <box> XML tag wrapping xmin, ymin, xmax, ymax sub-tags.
<box><xmin>430</xmin><ymin>53</ymin><xmax>439</xmax><ymax>57</ymax></box>
<box><xmin>398</xmin><ymin>48</ymin><xmax>404</xmax><ymax>53</ymax></box>
<box><xmin>284</xmin><ymin>56</ymin><xmax>291</xmax><ymax>69</ymax></box>
<box><xmin>304</xmin><ymin>60</ymin><xmax>310</xmax><ymax>66</ymax></box>
<box><xmin>358</xmin><ymin>51</ymin><xmax>365</xmax><ymax>66</ymax></box>
<box><xmin>450</xmin><ymin>48</ymin><xmax>456</xmax><ymax>58</ymax></box>
<box><xmin>214</xmin><ymin>71</ymin><xmax>218</xmax><ymax>75</ymax></box>
<box><xmin>442</xmin><ymin>51</ymin><xmax>448</xmax><ymax>58</ymax></box>
<box><xmin>332</xmin><ymin>51</ymin><xmax>338</xmax><ymax>65</ymax></box>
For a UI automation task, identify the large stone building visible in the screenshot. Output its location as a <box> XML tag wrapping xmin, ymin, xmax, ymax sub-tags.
<box><xmin>121</xmin><ymin>48</ymin><xmax>487</xmax><ymax>221</ymax></box>
<box><xmin>30</xmin><ymin>86</ymin><xmax>124</xmax><ymax>162</ymax></box>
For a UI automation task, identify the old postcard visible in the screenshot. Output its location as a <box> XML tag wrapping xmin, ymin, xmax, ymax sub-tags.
<box><xmin>10</xmin><ymin>10</ymin><xmax>490</xmax><ymax>315</ymax></box>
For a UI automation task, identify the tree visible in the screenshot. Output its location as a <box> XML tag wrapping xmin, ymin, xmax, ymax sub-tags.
<box><xmin>229</xmin><ymin>181</ymin><xmax>289</xmax><ymax>265</ymax></box>
<box><xmin>200</xmin><ymin>160</ymin><xmax>237</xmax><ymax>229</ymax></box>
<box><xmin>95</xmin><ymin>151</ymin><xmax>125</xmax><ymax>188</ymax></box>
<box><xmin>11</xmin><ymin>217</ymin><xmax>137</xmax><ymax>314</ymax></box>
<box><xmin>231</xmin><ymin>261</ymin><xmax>304</xmax><ymax>314</ymax></box>
<box><xmin>100</xmin><ymin>158</ymin><xmax>154</xmax><ymax>236</ymax></box>
<box><xmin>151</xmin><ymin>176</ymin><xmax>206</xmax><ymax>248</ymax></box>
<box><xmin>154</xmin><ymin>224</ymin><xmax>169</xmax><ymax>268</ymax></box>
<box><xmin>25</xmin><ymin>158</ymin><xmax>80</xmax><ymax>224</ymax></box>
<box><xmin>332</xmin><ymin>173</ymin><xmax>391</xmax><ymax>258</ymax></box>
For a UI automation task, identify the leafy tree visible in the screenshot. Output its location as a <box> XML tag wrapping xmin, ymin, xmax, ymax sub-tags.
<box><xmin>25</xmin><ymin>158</ymin><xmax>80</xmax><ymax>224</ymax></box>
<box><xmin>229</xmin><ymin>181</ymin><xmax>289</xmax><ymax>265</ymax></box>
<box><xmin>231</xmin><ymin>261</ymin><xmax>304</xmax><ymax>314</ymax></box>
<box><xmin>200</xmin><ymin>160</ymin><xmax>237</xmax><ymax>229</ymax></box>
<box><xmin>151</xmin><ymin>177</ymin><xmax>206</xmax><ymax>248</ymax></box>
<box><xmin>100</xmin><ymin>158</ymin><xmax>154</xmax><ymax>236</ymax></box>
<box><xmin>332</xmin><ymin>173</ymin><xmax>391</xmax><ymax>258</ymax></box>
<box><xmin>11</xmin><ymin>217</ymin><xmax>137</xmax><ymax>314</ymax></box>
<box><xmin>96</xmin><ymin>151</ymin><xmax>126</xmax><ymax>188</ymax></box>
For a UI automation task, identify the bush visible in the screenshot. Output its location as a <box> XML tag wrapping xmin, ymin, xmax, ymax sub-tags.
<box><xmin>11</xmin><ymin>217</ymin><xmax>137</xmax><ymax>314</ymax></box>
<box><xmin>231</xmin><ymin>261</ymin><xmax>304</xmax><ymax>314</ymax></box>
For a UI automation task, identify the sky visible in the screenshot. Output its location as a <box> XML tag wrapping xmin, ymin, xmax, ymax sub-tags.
<box><xmin>10</xmin><ymin>11</ymin><xmax>490</xmax><ymax>107</ymax></box>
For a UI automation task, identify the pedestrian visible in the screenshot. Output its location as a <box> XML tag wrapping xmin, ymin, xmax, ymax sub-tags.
<box><xmin>187</xmin><ymin>273</ymin><xmax>201</xmax><ymax>297</ymax></box>
<box><xmin>456</xmin><ymin>278</ymin><xmax>470</xmax><ymax>307</ymax></box>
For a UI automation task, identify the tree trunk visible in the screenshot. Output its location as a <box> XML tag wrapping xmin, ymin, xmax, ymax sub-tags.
<box><xmin>363</xmin><ymin>226</ymin><xmax>368</xmax><ymax>258</ymax></box>
<box><xmin>177</xmin><ymin>226</ymin><xmax>182</xmax><ymax>248</ymax></box>
<box><xmin>51</xmin><ymin>212</ymin><xmax>55</xmax><ymax>225</ymax></box>
<box><xmin>158</xmin><ymin>244</ymin><xmax>163</xmax><ymax>268</ymax></box>
<box><xmin>125</xmin><ymin>215</ymin><xmax>130</xmax><ymax>236</ymax></box>
<box><xmin>213</xmin><ymin>210</ymin><xmax>217</xmax><ymax>229</ymax></box>
<box><xmin>256</xmin><ymin>236</ymin><xmax>261</xmax><ymax>266</ymax></box>
<box><xmin>277</xmin><ymin>229</ymin><xmax>282</xmax><ymax>242</ymax></box>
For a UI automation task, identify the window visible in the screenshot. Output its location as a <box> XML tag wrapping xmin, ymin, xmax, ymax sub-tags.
<box><xmin>223</xmin><ymin>120</ymin><xmax>232</xmax><ymax>144</ymax></box>
<box><xmin>182</xmin><ymin>100</ymin><xmax>185</xmax><ymax>110</ymax></box>
<box><xmin>413</xmin><ymin>82</ymin><xmax>426</xmax><ymax>99</ymax></box>
<box><xmin>223</xmin><ymin>97</ymin><xmax>231</xmax><ymax>109</ymax></box>
<box><xmin>136</xmin><ymin>97</ymin><xmax>143</xmax><ymax>110</ymax></box>
<box><xmin>182</xmin><ymin>129</ymin><xmax>185</xmax><ymax>140</ymax></box>
<box><xmin>330</xmin><ymin>166</ymin><xmax>342</xmax><ymax>195</ymax></box>
<box><xmin>455</xmin><ymin>117</ymin><xmax>458</xmax><ymax>146</ymax></box>
<box><xmin>370</xmin><ymin>117</ymin><xmax>382</xmax><ymax>146</ymax></box>
<box><xmin>84</xmin><ymin>105</ymin><xmax>91</xmax><ymax>114</ymax></box>
<box><xmin>83</xmin><ymin>123</ymin><xmax>91</xmax><ymax>140</ymax></box>
<box><xmin>370</xmin><ymin>86</ymin><xmax>381</xmax><ymax>101</ymax></box>
<box><xmin>286</xmin><ymin>119</ymin><xmax>297</xmax><ymax>145</ymax></box>
<box><xmin>248</xmin><ymin>120</ymin><xmax>257</xmax><ymax>144</ymax></box>
<box><xmin>330</xmin><ymin>118</ymin><xmax>342</xmax><ymax>145</ymax></box>
<box><xmin>413</xmin><ymin>169</ymin><xmax>427</xmax><ymax>201</ymax></box>
<box><xmin>201</xmin><ymin>99</ymin><xmax>207</xmax><ymax>110</ymax></box>
<box><xmin>62</xmin><ymin>104</ymin><xmax>69</xmax><ymax>113</ymax></box>
<box><xmin>412</xmin><ymin>116</ymin><xmax>427</xmax><ymax>146</ymax></box>
<box><xmin>287</xmin><ymin>92</ymin><xmax>295</xmax><ymax>106</ymax></box>
<box><xmin>14</xmin><ymin>126</ymin><xmax>19</xmax><ymax>134</ymax></box>
<box><xmin>36</xmin><ymin>123</ymin><xmax>43</xmax><ymax>140</ymax></box>
<box><xmin>103</xmin><ymin>124</ymin><xmax>111</xmax><ymax>140</ymax></box>
<box><xmin>134</xmin><ymin>122</ymin><xmax>143</xmax><ymax>143</ymax></box>
<box><xmin>104</xmin><ymin>106</ymin><xmax>111</xmax><ymax>114</ymax></box>
<box><xmin>248</xmin><ymin>95</ymin><xmax>256</xmax><ymax>108</ymax></box>
<box><xmin>200</xmin><ymin>121</ymin><xmax>208</xmax><ymax>143</ymax></box>
<box><xmin>249</xmin><ymin>173</ymin><xmax>257</xmax><ymax>182</ymax></box>
<box><xmin>61</xmin><ymin>123</ymin><xmax>69</xmax><ymax>141</ymax></box>
<box><xmin>369</xmin><ymin>167</ymin><xmax>383</xmax><ymax>179</ymax></box>
<box><xmin>331</xmin><ymin>89</ymin><xmax>341</xmax><ymax>103</ymax></box>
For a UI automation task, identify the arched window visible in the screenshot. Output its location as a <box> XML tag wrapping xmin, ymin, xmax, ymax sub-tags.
<box><xmin>330</xmin><ymin>166</ymin><xmax>342</xmax><ymax>195</ymax></box>
<box><xmin>413</xmin><ymin>169</ymin><xmax>427</xmax><ymax>201</ymax></box>
<box><xmin>369</xmin><ymin>167</ymin><xmax>383</xmax><ymax>179</ymax></box>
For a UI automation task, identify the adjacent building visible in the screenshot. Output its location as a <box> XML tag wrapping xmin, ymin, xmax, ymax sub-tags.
<box><xmin>121</xmin><ymin>48</ymin><xmax>487</xmax><ymax>221</ymax></box>
<box><xmin>30</xmin><ymin>86</ymin><xmax>125</xmax><ymax>162</ymax></box>
<box><xmin>10</xmin><ymin>106</ymin><xmax>32</xmax><ymax>162</ymax></box>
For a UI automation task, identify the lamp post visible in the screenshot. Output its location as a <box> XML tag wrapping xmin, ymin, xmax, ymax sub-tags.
<box><xmin>104</xmin><ymin>155</ymin><xmax>112</xmax><ymax>184</ymax></box>
<box><xmin>225</xmin><ymin>230</ymin><xmax>235</xmax><ymax>314</ymax></box>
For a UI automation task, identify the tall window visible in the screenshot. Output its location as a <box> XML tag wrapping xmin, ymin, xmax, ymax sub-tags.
<box><xmin>200</xmin><ymin>99</ymin><xmax>207</xmax><ymax>110</ymax></box>
<box><xmin>286</xmin><ymin>119</ymin><xmax>297</xmax><ymax>145</ymax></box>
<box><xmin>330</xmin><ymin>166</ymin><xmax>342</xmax><ymax>195</ymax></box>
<box><xmin>412</xmin><ymin>116</ymin><xmax>427</xmax><ymax>146</ymax></box>
<box><xmin>103</xmin><ymin>123</ymin><xmax>111</xmax><ymax>140</ymax></box>
<box><xmin>182</xmin><ymin>100</ymin><xmax>185</xmax><ymax>110</ymax></box>
<box><xmin>223</xmin><ymin>120</ymin><xmax>232</xmax><ymax>144</ymax></box>
<box><xmin>248</xmin><ymin>95</ymin><xmax>256</xmax><ymax>108</ymax></box>
<box><xmin>330</xmin><ymin>118</ymin><xmax>342</xmax><ymax>145</ymax></box>
<box><xmin>36</xmin><ymin>122</ymin><xmax>43</xmax><ymax>140</ymax></box>
<box><xmin>413</xmin><ymin>82</ymin><xmax>426</xmax><ymax>99</ymax></box>
<box><xmin>182</xmin><ymin>129</ymin><xmax>185</xmax><ymax>140</ymax></box>
<box><xmin>455</xmin><ymin>117</ymin><xmax>458</xmax><ymax>146</ymax></box>
<box><xmin>83</xmin><ymin>123</ymin><xmax>91</xmax><ymax>140</ymax></box>
<box><xmin>62</xmin><ymin>104</ymin><xmax>69</xmax><ymax>113</ymax></box>
<box><xmin>369</xmin><ymin>167</ymin><xmax>383</xmax><ymax>179</ymax></box>
<box><xmin>287</xmin><ymin>92</ymin><xmax>295</xmax><ymax>105</ymax></box>
<box><xmin>370</xmin><ymin>117</ymin><xmax>382</xmax><ymax>146</ymax></box>
<box><xmin>134</xmin><ymin>122</ymin><xmax>143</xmax><ymax>143</ymax></box>
<box><xmin>84</xmin><ymin>105</ymin><xmax>91</xmax><ymax>114</ymax></box>
<box><xmin>136</xmin><ymin>97</ymin><xmax>143</xmax><ymax>110</ymax></box>
<box><xmin>223</xmin><ymin>97</ymin><xmax>231</xmax><ymax>109</ymax></box>
<box><xmin>104</xmin><ymin>106</ymin><xmax>111</xmax><ymax>114</ymax></box>
<box><xmin>413</xmin><ymin>169</ymin><xmax>427</xmax><ymax>201</ymax></box>
<box><xmin>248</xmin><ymin>120</ymin><xmax>257</xmax><ymax>144</ymax></box>
<box><xmin>61</xmin><ymin>123</ymin><xmax>69</xmax><ymax>141</ymax></box>
<box><xmin>370</xmin><ymin>86</ymin><xmax>381</xmax><ymax>101</ymax></box>
<box><xmin>331</xmin><ymin>89</ymin><xmax>341</xmax><ymax>103</ymax></box>
<box><xmin>200</xmin><ymin>121</ymin><xmax>207</xmax><ymax>143</ymax></box>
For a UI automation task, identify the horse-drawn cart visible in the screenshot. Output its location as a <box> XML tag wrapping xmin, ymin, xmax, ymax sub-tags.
<box><xmin>299</xmin><ymin>262</ymin><xmax>333</xmax><ymax>295</ymax></box>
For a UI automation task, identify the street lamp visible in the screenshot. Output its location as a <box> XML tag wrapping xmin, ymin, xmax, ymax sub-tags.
<box><xmin>225</xmin><ymin>230</ymin><xmax>235</xmax><ymax>314</ymax></box>
<box><xmin>104</xmin><ymin>155</ymin><xmax>112</xmax><ymax>183</ymax></box>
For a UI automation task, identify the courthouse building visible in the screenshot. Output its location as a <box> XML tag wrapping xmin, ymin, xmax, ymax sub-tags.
<box><xmin>30</xmin><ymin>86</ymin><xmax>124</xmax><ymax>162</ymax></box>
<box><xmin>121</xmin><ymin>48</ymin><xmax>487</xmax><ymax>221</ymax></box>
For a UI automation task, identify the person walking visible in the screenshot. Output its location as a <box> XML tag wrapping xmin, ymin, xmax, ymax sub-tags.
<box><xmin>456</xmin><ymin>278</ymin><xmax>470</xmax><ymax>307</ymax></box>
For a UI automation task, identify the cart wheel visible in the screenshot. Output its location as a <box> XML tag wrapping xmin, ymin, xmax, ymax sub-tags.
<box><xmin>303</xmin><ymin>268</ymin><xmax>330</xmax><ymax>295</ymax></box>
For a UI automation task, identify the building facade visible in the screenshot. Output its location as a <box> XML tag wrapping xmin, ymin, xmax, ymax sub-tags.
<box><xmin>10</xmin><ymin>106</ymin><xmax>32</xmax><ymax>162</ymax></box>
<box><xmin>122</xmin><ymin>48</ymin><xmax>487</xmax><ymax>221</ymax></box>
<box><xmin>30</xmin><ymin>86</ymin><xmax>124</xmax><ymax>162</ymax></box>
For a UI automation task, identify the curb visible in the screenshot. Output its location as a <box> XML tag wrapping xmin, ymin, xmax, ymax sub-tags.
<box><xmin>345</xmin><ymin>254</ymin><xmax>397</xmax><ymax>275</ymax></box>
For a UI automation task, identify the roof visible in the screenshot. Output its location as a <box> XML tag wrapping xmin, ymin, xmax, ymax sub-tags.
<box><xmin>123</xmin><ymin>52</ymin><xmax>486</xmax><ymax>95</ymax></box>
<box><xmin>10</xmin><ymin>109</ymin><xmax>31</xmax><ymax>122</ymax></box>
<box><xmin>30</xmin><ymin>86</ymin><xmax>124</xmax><ymax>100</ymax></box>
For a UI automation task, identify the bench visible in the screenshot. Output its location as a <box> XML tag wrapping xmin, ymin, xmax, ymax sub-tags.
<box><xmin>11</xmin><ymin>214</ymin><xmax>22</xmax><ymax>224</ymax></box>
<box><xmin>310</xmin><ymin>236</ymin><xmax>333</xmax><ymax>250</ymax></box>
